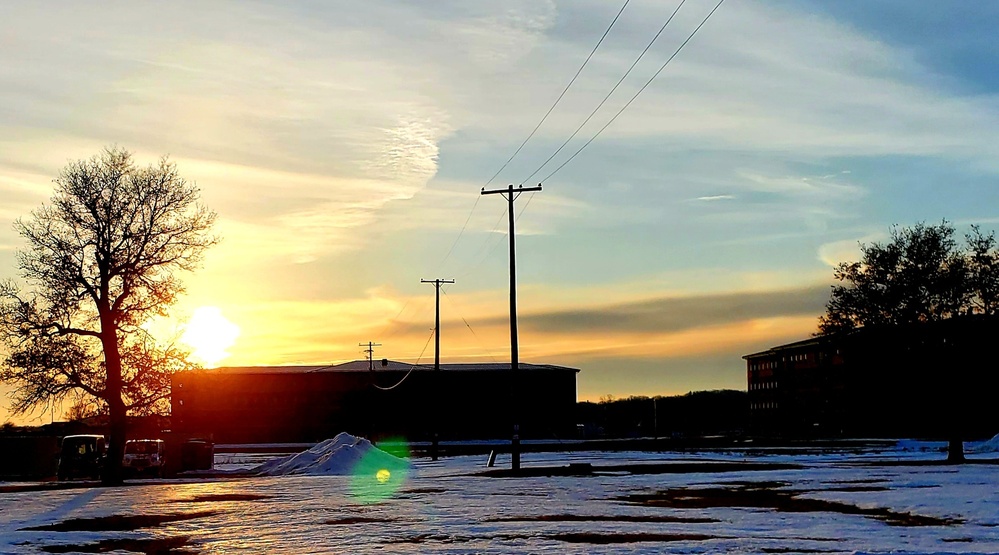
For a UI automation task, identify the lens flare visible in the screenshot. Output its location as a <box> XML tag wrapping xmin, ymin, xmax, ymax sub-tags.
<box><xmin>348</xmin><ymin>437</ymin><xmax>411</xmax><ymax>504</ymax></box>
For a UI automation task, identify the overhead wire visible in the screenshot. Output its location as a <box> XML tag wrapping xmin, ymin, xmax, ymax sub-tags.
<box><xmin>518</xmin><ymin>0</ymin><xmax>689</xmax><ymax>185</ymax></box>
<box><xmin>441</xmin><ymin>287</ymin><xmax>500</xmax><ymax>363</ymax></box>
<box><xmin>483</xmin><ymin>0</ymin><xmax>633</xmax><ymax>188</ymax></box>
<box><xmin>452</xmin><ymin>207</ymin><xmax>509</xmax><ymax>282</ymax></box>
<box><xmin>537</xmin><ymin>0</ymin><xmax>728</xmax><ymax>185</ymax></box>
<box><xmin>513</xmin><ymin>0</ymin><xmax>726</xmax><ymax>224</ymax></box>
<box><xmin>434</xmin><ymin>194</ymin><xmax>480</xmax><ymax>271</ymax></box>
<box><xmin>432</xmin><ymin>0</ymin><xmax>631</xmax><ymax>273</ymax></box>
<box><xmin>371</xmin><ymin>327</ymin><xmax>436</xmax><ymax>391</ymax></box>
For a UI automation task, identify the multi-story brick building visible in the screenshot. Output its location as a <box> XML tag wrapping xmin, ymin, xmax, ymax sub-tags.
<box><xmin>745</xmin><ymin>316</ymin><xmax>999</xmax><ymax>439</ymax></box>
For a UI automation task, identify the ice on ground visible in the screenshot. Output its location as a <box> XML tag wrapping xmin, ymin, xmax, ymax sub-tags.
<box><xmin>967</xmin><ymin>432</ymin><xmax>999</xmax><ymax>454</ymax></box>
<box><xmin>3</xmin><ymin>445</ymin><xmax>999</xmax><ymax>554</ymax></box>
<box><xmin>896</xmin><ymin>435</ymin><xmax>999</xmax><ymax>454</ymax></box>
<box><xmin>254</xmin><ymin>432</ymin><xmax>410</xmax><ymax>476</ymax></box>
<box><xmin>896</xmin><ymin>439</ymin><xmax>947</xmax><ymax>452</ymax></box>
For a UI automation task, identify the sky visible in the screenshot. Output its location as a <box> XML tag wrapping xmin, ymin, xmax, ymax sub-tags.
<box><xmin>1</xmin><ymin>0</ymin><xmax>998</xmax><ymax>424</ymax></box>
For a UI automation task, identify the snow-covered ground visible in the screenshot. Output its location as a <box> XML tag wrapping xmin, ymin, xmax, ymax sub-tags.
<box><xmin>2</xmin><ymin>441</ymin><xmax>998</xmax><ymax>554</ymax></box>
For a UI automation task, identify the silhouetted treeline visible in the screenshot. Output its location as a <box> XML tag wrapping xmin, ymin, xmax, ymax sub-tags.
<box><xmin>576</xmin><ymin>390</ymin><xmax>747</xmax><ymax>439</ymax></box>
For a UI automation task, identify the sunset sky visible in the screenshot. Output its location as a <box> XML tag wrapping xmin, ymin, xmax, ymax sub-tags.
<box><xmin>2</xmin><ymin>1</ymin><xmax>998</xmax><ymax>424</ymax></box>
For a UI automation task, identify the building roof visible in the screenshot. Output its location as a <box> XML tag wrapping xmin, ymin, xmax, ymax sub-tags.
<box><xmin>742</xmin><ymin>335</ymin><xmax>833</xmax><ymax>360</ymax></box>
<box><xmin>209</xmin><ymin>360</ymin><xmax>580</xmax><ymax>374</ymax></box>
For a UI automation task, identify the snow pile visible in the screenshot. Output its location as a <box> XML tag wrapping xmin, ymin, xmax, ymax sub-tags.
<box><xmin>967</xmin><ymin>432</ymin><xmax>999</xmax><ymax>454</ymax></box>
<box><xmin>255</xmin><ymin>433</ymin><xmax>410</xmax><ymax>476</ymax></box>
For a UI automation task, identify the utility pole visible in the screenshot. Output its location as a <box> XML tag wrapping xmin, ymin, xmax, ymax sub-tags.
<box><xmin>422</xmin><ymin>278</ymin><xmax>454</xmax><ymax>461</ymax></box>
<box><xmin>481</xmin><ymin>183</ymin><xmax>542</xmax><ymax>471</ymax></box>
<box><xmin>360</xmin><ymin>341</ymin><xmax>382</xmax><ymax>371</ymax></box>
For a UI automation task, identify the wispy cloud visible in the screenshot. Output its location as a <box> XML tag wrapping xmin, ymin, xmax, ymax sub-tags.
<box><xmin>511</xmin><ymin>285</ymin><xmax>828</xmax><ymax>335</ymax></box>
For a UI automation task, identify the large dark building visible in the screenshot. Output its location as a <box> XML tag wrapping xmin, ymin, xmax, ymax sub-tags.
<box><xmin>171</xmin><ymin>360</ymin><xmax>579</xmax><ymax>443</ymax></box>
<box><xmin>745</xmin><ymin>316</ymin><xmax>999</xmax><ymax>439</ymax></box>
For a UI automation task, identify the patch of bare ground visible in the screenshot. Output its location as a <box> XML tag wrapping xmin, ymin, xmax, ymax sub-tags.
<box><xmin>829</xmin><ymin>478</ymin><xmax>888</xmax><ymax>484</ymax></box>
<box><xmin>820</xmin><ymin>485</ymin><xmax>891</xmax><ymax>492</ymax></box>
<box><xmin>172</xmin><ymin>494</ymin><xmax>269</xmax><ymax>503</ymax></box>
<box><xmin>388</xmin><ymin>532</ymin><xmax>719</xmax><ymax>545</ymax></box>
<box><xmin>21</xmin><ymin>511</ymin><xmax>217</xmax><ymax>532</ymax></box>
<box><xmin>480</xmin><ymin>461</ymin><xmax>801</xmax><ymax>478</ymax></box>
<box><xmin>484</xmin><ymin>513</ymin><xmax>718</xmax><ymax>524</ymax></box>
<box><xmin>620</xmin><ymin>482</ymin><xmax>963</xmax><ymax>527</ymax></box>
<box><xmin>760</xmin><ymin>548</ymin><xmax>839</xmax><ymax>553</ymax></box>
<box><xmin>399</xmin><ymin>487</ymin><xmax>446</xmax><ymax>494</ymax></box>
<box><xmin>548</xmin><ymin>532</ymin><xmax>716</xmax><ymax>544</ymax></box>
<box><xmin>326</xmin><ymin>516</ymin><xmax>401</xmax><ymax>525</ymax></box>
<box><xmin>39</xmin><ymin>536</ymin><xmax>196</xmax><ymax>554</ymax></box>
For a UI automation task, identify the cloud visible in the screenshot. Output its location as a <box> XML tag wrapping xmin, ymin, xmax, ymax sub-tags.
<box><xmin>514</xmin><ymin>285</ymin><xmax>829</xmax><ymax>334</ymax></box>
<box><xmin>0</xmin><ymin>1</ymin><xmax>559</xmax><ymax>267</ymax></box>
<box><xmin>375</xmin><ymin>283</ymin><xmax>828</xmax><ymax>358</ymax></box>
<box><xmin>817</xmin><ymin>234</ymin><xmax>884</xmax><ymax>267</ymax></box>
<box><xmin>694</xmin><ymin>195</ymin><xmax>735</xmax><ymax>202</ymax></box>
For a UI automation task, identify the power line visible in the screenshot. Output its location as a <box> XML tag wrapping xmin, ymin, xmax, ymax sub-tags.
<box><xmin>371</xmin><ymin>328</ymin><xmax>436</xmax><ymax>391</ymax></box>
<box><xmin>451</xmin><ymin>206</ymin><xmax>510</xmax><ymax>282</ymax></box>
<box><xmin>435</xmin><ymin>194</ymin><xmax>480</xmax><ymax>271</ymax></box>
<box><xmin>539</xmin><ymin>0</ymin><xmax>727</xmax><ymax>185</ymax></box>
<box><xmin>519</xmin><ymin>0</ymin><xmax>689</xmax><ymax>185</ymax></box>
<box><xmin>441</xmin><ymin>287</ymin><xmax>500</xmax><ymax>363</ymax></box>
<box><xmin>484</xmin><ymin>0</ymin><xmax>633</xmax><ymax>188</ymax></box>
<box><xmin>434</xmin><ymin>0</ymin><xmax>631</xmax><ymax>274</ymax></box>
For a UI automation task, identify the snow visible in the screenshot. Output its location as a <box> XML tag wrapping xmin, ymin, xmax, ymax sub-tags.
<box><xmin>967</xmin><ymin>433</ymin><xmax>999</xmax><ymax>454</ymax></box>
<box><xmin>254</xmin><ymin>432</ymin><xmax>410</xmax><ymax>476</ymax></box>
<box><xmin>2</xmin><ymin>441</ymin><xmax>998</xmax><ymax>554</ymax></box>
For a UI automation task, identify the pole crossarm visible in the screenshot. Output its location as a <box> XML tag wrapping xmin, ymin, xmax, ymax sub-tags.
<box><xmin>359</xmin><ymin>341</ymin><xmax>382</xmax><ymax>371</ymax></box>
<box><xmin>421</xmin><ymin>278</ymin><xmax>453</xmax><ymax>462</ymax></box>
<box><xmin>481</xmin><ymin>183</ymin><xmax>543</xmax><ymax>199</ymax></box>
<box><xmin>420</xmin><ymin>278</ymin><xmax>455</xmax><ymax>372</ymax></box>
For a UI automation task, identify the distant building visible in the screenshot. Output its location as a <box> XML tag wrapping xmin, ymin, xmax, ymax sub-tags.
<box><xmin>744</xmin><ymin>336</ymin><xmax>848</xmax><ymax>437</ymax></box>
<box><xmin>171</xmin><ymin>360</ymin><xmax>579</xmax><ymax>444</ymax></box>
<box><xmin>745</xmin><ymin>317</ymin><xmax>999</xmax><ymax>439</ymax></box>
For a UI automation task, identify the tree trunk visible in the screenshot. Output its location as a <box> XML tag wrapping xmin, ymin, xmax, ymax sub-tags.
<box><xmin>947</xmin><ymin>435</ymin><xmax>965</xmax><ymax>464</ymax></box>
<box><xmin>101</xmin><ymin>318</ymin><xmax>127</xmax><ymax>485</ymax></box>
<box><xmin>104</xmin><ymin>393</ymin><xmax>127</xmax><ymax>485</ymax></box>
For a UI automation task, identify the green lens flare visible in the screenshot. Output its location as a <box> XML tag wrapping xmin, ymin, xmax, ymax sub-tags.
<box><xmin>348</xmin><ymin>437</ymin><xmax>411</xmax><ymax>504</ymax></box>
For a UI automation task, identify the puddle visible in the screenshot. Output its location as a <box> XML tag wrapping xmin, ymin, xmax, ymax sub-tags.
<box><xmin>485</xmin><ymin>513</ymin><xmax>718</xmax><ymax>524</ymax></box>
<box><xmin>388</xmin><ymin>532</ymin><xmax>719</xmax><ymax>544</ymax></box>
<box><xmin>173</xmin><ymin>494</ymin><xmax>270</xmax><ymax>503</ymax></box>
<box><xmin>326</xmin><ymin>516</ymin><xmax>402</xmax><ymax>525</ymax></box>
<box><xmin>38</xmin><ymin>536</ymin><xmax>196</xmax><ymax>554</ymax></box>
<box><xmin>619</xmin><ymin>482</ymin><xmax>963</xmax><ymax>527</ymax></box>
<box><xmin>21</xmin><ymin>511</ymin><xmax>217</xmax><ymax>532</ymax></box>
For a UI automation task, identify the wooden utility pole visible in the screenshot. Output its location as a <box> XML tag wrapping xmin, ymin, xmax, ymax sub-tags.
<box><xmin>422</xmin><ymin>278</ymin><xmax>454</xmax><ymax>461</ymax></box>
<box><xmin>360</xmin><ymin>341</ymin><xmax>382</xmax><ymax>371</ymax></box>
<box><xmin>481</xmin><ymin>183</ymin><xmax>542</xmax><ymax>471</ymax></box>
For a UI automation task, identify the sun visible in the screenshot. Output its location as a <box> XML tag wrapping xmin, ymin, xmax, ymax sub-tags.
<box><xmin>180</xmin><ymin>306</ymin><xmax>241</xmax><ymax>368</ymax></box>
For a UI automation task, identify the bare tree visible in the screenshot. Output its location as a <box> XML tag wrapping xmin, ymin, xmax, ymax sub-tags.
<box><xmin>0</xmin><ymin>146</ymin><xmax>217</xmax><ymax>483</ymax></box>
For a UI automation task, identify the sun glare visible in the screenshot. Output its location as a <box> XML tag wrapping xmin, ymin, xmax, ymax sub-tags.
<box><xmin>180</xmin><ymin>306</ymin><xmax>241</xmax><ymax>368</ymax></box>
